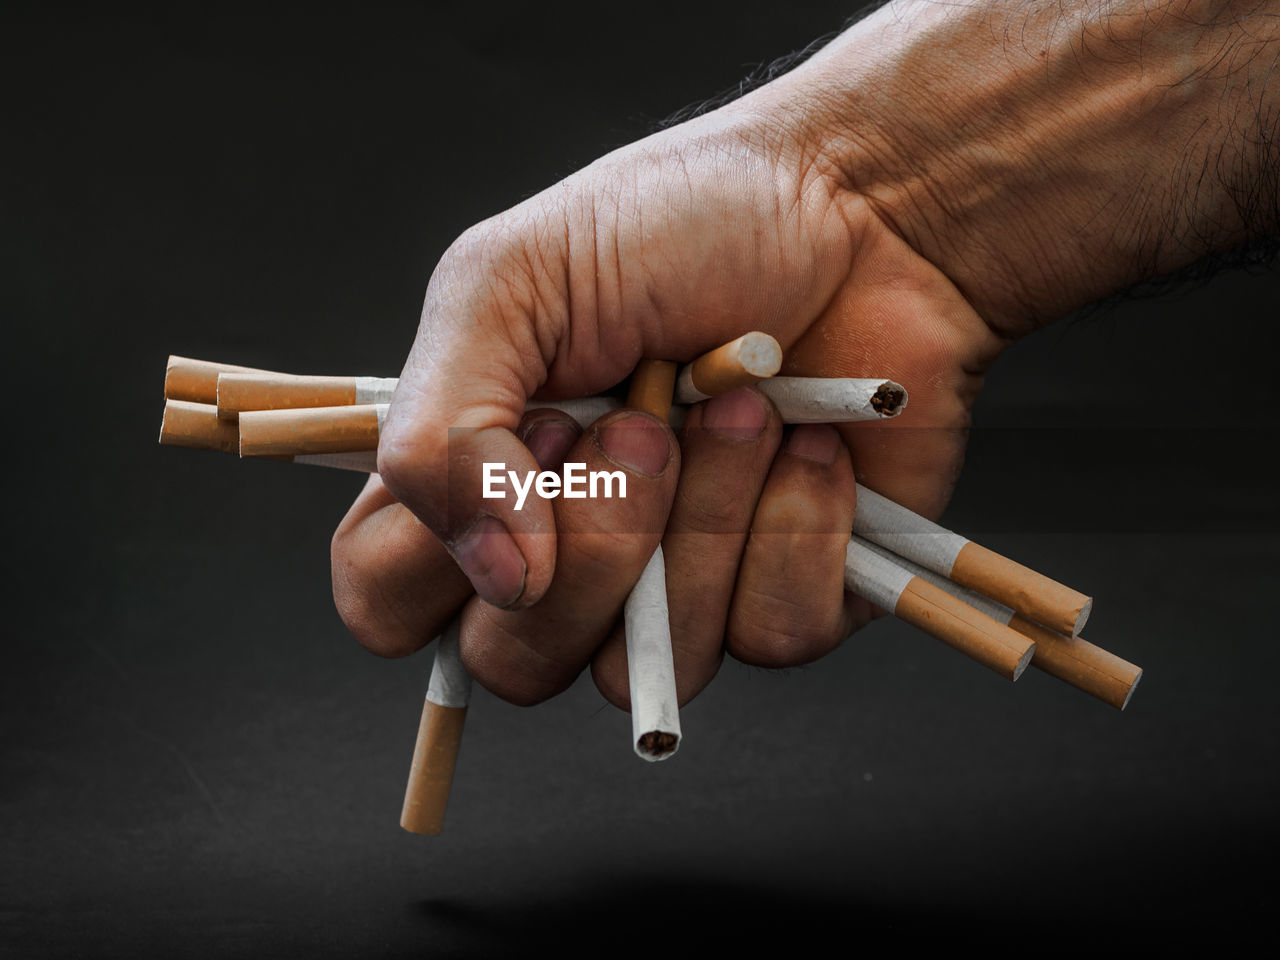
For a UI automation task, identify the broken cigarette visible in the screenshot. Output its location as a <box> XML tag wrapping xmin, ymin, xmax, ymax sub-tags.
<box><xmin>854</xmin><ymin>538</ymin><xmax>1140</xmax><ymax>709</ymax></box>
<box><xmin>851</xmin><ymin>484</ymin><xmax>1092</xmax><ymax>636</ymax></box>
<box><xmin>844</xmin><ymin>536</ymin><xmax>1037</xmax><ymax>681</ymax></box>
<box><xmin>622</xmin><ymin>359</ymin><xmax>681</xmax><ymax>761</ymax></box>
<box><xmin>757</xmin><ymin>377</ymin><xmax>907</xmax><ymax>422</ymax></box>
<box><xmin>673</xmin><ymin>332</ymin><xmax>782</xmax><ymax>403</ymax></box>
<box><xmin>217</xmin><ymin>373</ymin><xmax>398</xmax><ymax>420</ymax></box>
<box><xmin>401</xmin><ymin>618</ymin><xmax>472</xmax><ymax>836</ymax></box>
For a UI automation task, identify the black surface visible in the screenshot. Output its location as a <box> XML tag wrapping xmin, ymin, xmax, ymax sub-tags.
<box><xmin>4</xmin><ymin>4</ymin><xmax>1278</xmax><ymax>956</ymax></box>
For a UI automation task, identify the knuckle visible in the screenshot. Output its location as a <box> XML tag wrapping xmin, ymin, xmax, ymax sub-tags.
<box><xmin>726</xmin><ymin>589</ymin><xmax>843</xmax><ymax>668</ymax></box>
<box><xmin>460</xmin><ymin>619</ymin><xmax>578</xmax><ymax>708</ymax></box>
<box><xmin>673</xmin><ymin>480</ymin><xmax>751</xmax><ymax>535</ymax></box>
<box><xmin>330</xmin><ymin>530</ymin><xmax>423</xmax><ymax>660</ymax></box>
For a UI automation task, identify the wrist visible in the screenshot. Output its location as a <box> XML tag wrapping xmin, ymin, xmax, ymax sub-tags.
<box><xmin>749</xmin><ymin>0</ymin><xmax>1280</xmax><ymax>336</ymax></box>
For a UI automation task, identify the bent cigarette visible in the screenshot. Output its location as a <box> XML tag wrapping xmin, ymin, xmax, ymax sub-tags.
<box><xmin>756</xmin><ymin>377</ymin><xmax>907</xmax><ymax>422</ymax></box>
<box><xmin>401</xmin><ymin>618</ymin><xmax>472</xmax><ymax>836</ymax></box>
<box><xmin>164</xmin><ymin>356</ymin><xmax>278</xmax><ymax>404</ymax></box>
<box><xmin>844</xmin><ymin>537</ymin><xmax>1036</xmax><ymax>681</ymax></box>
<box><xmin>855</xmin><ymin>539</ymin><xmax>1140</xmax><ymax>709</ymax></box>
<box><xmin>673</xmin><ymin>332</ymin><xmax>782</xmax><ymax>402</ymax></box>
<box><xmin>217</xmin><ymin>373</ymin><xmax>398</xmax><ymax>420</ymax></box>
<box><xmin>851</xmin><ymin>484</ymin><xmax>1092</xmax><ymax>636</ymax></box>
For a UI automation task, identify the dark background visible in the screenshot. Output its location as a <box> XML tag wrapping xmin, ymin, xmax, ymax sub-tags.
<box><xmin>4</xmin><ymin>2</ymin><xmax>1278</xmax><ymax>955</ymax></box>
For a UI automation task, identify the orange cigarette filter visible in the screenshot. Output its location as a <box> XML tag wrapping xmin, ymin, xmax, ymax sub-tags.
<box><xmin>401</xmin><ymin>700</ymin><xmax>467</xmax><ymax>836</ymax></box>
<box><xmin>626</xmin><ymin>359</ymin><xmax>678</xmax><ymax>422</ymax></box>
<box><xmin>950</xmin><ymin>543</ymin><xmax>1092</xmax><ymax>638</ymax></box>
<box><xmin>159</xmin><ymin>399</ymin><xmax>240</xmax><ymax>454</ymax></box>
<box><xmin>217</xmin><ymin>374</ymin><xmax>359</xmax><ymax>420</ymax></box>
<box><xmin>675</xmin><ymin>331</ymin><xmax>782</xmax><ymax>401</ymax></box>
<box><xmin>894</xmin><ymin>578</ymin><xmax>1037</xmax><ymax>681</ymax></box>
<box><xmin>1007</xmin><ymin>614</ymin><xmax>1142</xmax><ymax>710</ymax></box>
<box><xmin>238</xmin><ymin>404</ymin><xmax>382</xmax><ymax>457</ymax></box>
<box><xmin>164</xmin><ymin>356</ymin><xmax>277</xmax><ymax>405</ymax></box>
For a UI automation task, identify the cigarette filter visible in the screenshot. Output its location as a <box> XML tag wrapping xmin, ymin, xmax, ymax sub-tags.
<box><xmin>164</xmin><ymin>356</ymin><xmax>276</xmax><ymax>404</ymax></box>
<box><xmin>238</xmin><ymin>405</ymin><xmax>385</xmax><ymax>457</ymax></box>
<box><xmin>844</xmin><ymin>537</ymin><xmax>1036</xmax><ymax>680</ymax></box>
<box><xmin>401</xmin><ymin>619</ymin><xmax>472</xmax><ymax>836</ymax></box>
<box><xmin>756</xmin><ymin>377</ymin><xmax>907</xmax><ymax>422</ymax></box>
<box><xmin>159</xmin><ymin>399</ymin><xmax>240</xmax><ymax>454</ymax></box>
<box><xmin>853</xmin><ymin>537</ymin><xmax>1140</xmax><ymax>708</ymax></box>
<box><xmin>673</xmin><ymin>332</ymin><xmax>782</xmax><ymax>402</ymax></box>
<box><xmin>217</xmin><ymin>373</ymin><xmax>398</xmax><ymax>420</ymax></box>
<box><xmin>625</xmin><ymin>359</ymin><xmax>678</xmax><ymax>421</ymax></box>
<box><xmin>624</xmin><ymin>546</ymin><xmax>681</xmax><ymax>760</ymax></box>
<box><xmin>851</xmin><ymin>484</ymin><xmax>1092</xmax><ymax>636</ymax></box>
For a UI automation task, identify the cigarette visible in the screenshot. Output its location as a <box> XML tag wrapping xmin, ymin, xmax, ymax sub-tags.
<box><xmin>755</xmin><ymin>377</ymin><xmax>907</xmax><ymax>422</ymax></box>
<box><xmin>401</xmin><ymin>617</ymin><xmax>472</xmax><ymax>836</ymax></box>
<box><xmin>673</xmin><ymin>332</ymin><xmax>782</xmax><ymax>403</ymax></box>
<box><xmin>621</xmin><ymin>359</ymin><xmax>682</xmax><ymax>760</ymax></box>
<box><xmin>851</xmin><ymin>484</ymin><xmax>1092</xmax><ymax>636</ymax></box>
<box><xmin>217</xmin><ymin>373</ymin><xmax>398</xmax><ymax>420</ymax></box>
<box><xmin>853</xmin><ymin>537</ymin><xmax>1141</xmax><ymax>709</ymax></box>
<box><xmin>164</xmin><ymin>356</ymin><xmax>278</xmax><ymax>404</ymax></box>
<box><xmin>844</xmin><ymin>537</ymin><xmax>1036</xmax><ymax>681</ymax></box>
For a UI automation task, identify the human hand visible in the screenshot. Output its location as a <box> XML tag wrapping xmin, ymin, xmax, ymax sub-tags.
<box><xmin>333</xmin><ymin>0</ymin><xmax>1279</xmax><ymax>708</ymax></box>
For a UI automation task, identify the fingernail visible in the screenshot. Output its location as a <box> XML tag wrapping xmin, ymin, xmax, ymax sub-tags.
<box><xmin>702</xmin><ymin>387</ymin><xmax>767</xmax><ymax>440</ymax></box>
<box><xmin>452</xmin><ymin>516</ymin><xmax>526</xmax><ymax>608</ymax></box>
<box><xmin>786</xmin><ymin>424</ymin><xmax>841</xmax><ymax>464</ymax></box>
<box><xmin>598</xmin><ymin>413</ymin><xmax>671</xmax><ymax>475</ymax></box>
<box><xmin>521</xmin><ymin>418</ymin><xmax>579</xmax><ymax>469</ymax></box>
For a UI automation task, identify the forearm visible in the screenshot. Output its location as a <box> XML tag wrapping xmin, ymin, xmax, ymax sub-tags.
<box><xmin>737</xmin><ymin>0</ymin><xmax>1280</xmax><ymax>335</ymax></box>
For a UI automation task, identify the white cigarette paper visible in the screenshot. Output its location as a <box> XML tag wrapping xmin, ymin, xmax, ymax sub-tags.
<box><xmin>427</xmin><ymin>617</ymin><xmax>472</xmax><ymax>709</ymax></box>
<box><xmin>354</xmin><ymin>377</ymin><xmax>398</xmax><ymax>405</ymax></box>
<box><xmin>623</xmin><ymin>546</ymin><xmax>681</xmax><ymax>761</ymax></box>
<box><xmin>756</xmin><ymin>377</ymin><xmax>907</xmax><ymax>422</ymax></box>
